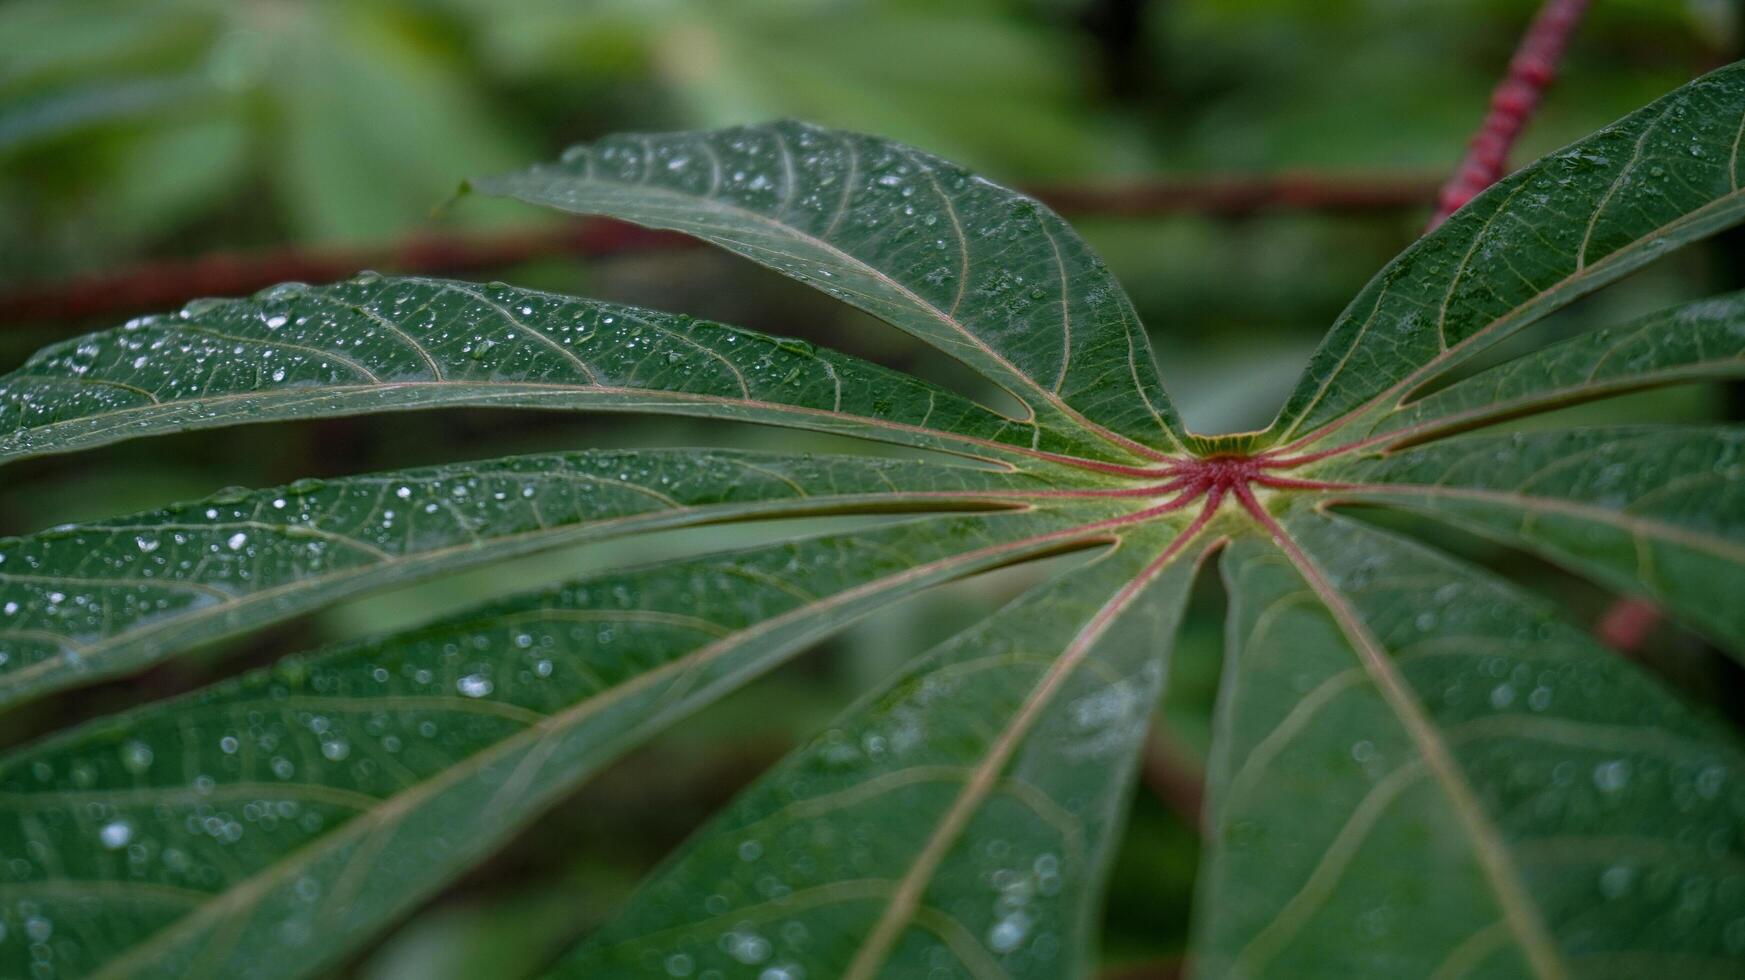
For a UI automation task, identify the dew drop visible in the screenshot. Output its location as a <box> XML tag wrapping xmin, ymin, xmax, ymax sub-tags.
<box><xmin>1593</xmin><ymin>759</ymin><xmax>1632</xmax><ymax>793</ymax></box>
<box><xmin>121</xmin><ymin>741</ymin><xmax>154</xmax><ymax>773</ymax></box>
<box><xmin>99</xmin><ymin>820</ymin><xmax>133</xmax><ymax>850</ymax></box>
<box><xmin>987</xmin><ymin>912</ymin><xmax>1031</xmax><ymax>953</ymax></box>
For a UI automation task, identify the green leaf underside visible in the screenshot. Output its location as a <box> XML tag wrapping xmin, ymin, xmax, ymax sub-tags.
<box><xmin>0</xmin><ymin>449</ymin><xmax>1091</xmax><ymax>709</ymax></box>
<box><xmin>1200</xmin><ymin>506</ymin><xmax>1745</xmax><ymax>980</ymax></box>
<box><xmin>1270</xmin><ymin>61</ymin><xmax>1745</xmax><ymax>448</ymax></box>
<box><xmin>469</xmin><ymin>119</ymin><xmax>1184</xmax><ymax>459</ymax></box>
<box><xmin>0</xmin><ymin>275</ymin><xmax>1117</xmax><ymax>466</ymax></box>
<box><xmin>554</xmin><ymin>518</ymin><xmax>1210</xmax><ymax>980</ymax></box>
<box><xmin>1369</xmin><ymin>292</ymin><xmax>1745</xmax><ymax>447</ymax></box>
<box><xmin>1331</xmin><ymin>426</ymin><xmax>1745</xmax><ymax>655</ymax></box>
<box><xmin>0</xmin><ymin>507</ymin><xmax>1122</xmax><ymax>980</ymax></box>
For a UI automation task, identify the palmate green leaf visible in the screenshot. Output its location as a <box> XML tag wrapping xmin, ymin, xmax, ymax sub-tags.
<box><xmin>0</xmin><ymin>506</ymin><xmax>1114</xmax><ymax>980</ymax></box>
<box><xmin>469</xmin><ymin>120</ymin><xmax>1186</xmax><ymax>460</ymax></box>
<box><xmin>1199</xmin><ymin>505</ymin><xmax>1745</xmax><ymax>979</ymax></box>
<box><xmin>9</xmin><ymin>71</ymin><xmax>1745</xmax><ymax>980</ymax></box>
<box><xmin>1330</xmin><ymin>426</ymin><xmax>1745</xmax><ymax>655</ymax></box>
<box><xmin>1267</xmin><ymin>61</ymin><xmax>1745</xmax><ymax>449</ymax></box>
<box><xmin>0</xmin><ymin>274</ymin><xmax>1109</xmax><ymax>465</ymax></box>
<box><xmin>554</xmin><ymin>516</ymin><xmax>1212</xmax><ymax>980</ymax></box>
<box><xmin>0</xmin><ymin>449</ymin><xmax>1076</xmax><ymax>708</ymax></box>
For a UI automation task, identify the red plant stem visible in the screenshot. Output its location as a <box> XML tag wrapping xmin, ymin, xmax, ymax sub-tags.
<box><xmin>1596</xmin><ymin>597</ymin><xmax>1662</xmax><ymax>653</ymax></box>
<box><xmin>1426</xmin><ymin>0</ymin><xmax>1590</xmax><ymax>231</ymax></box>
<box><xmin>1256</xmin><ymin>443</ymin><xmax>1351</xmax><ymax>468</ymax></box>
<box><xmin>889</xmin><ymin>475</ymin><xmax>1199</xmax><ymax>503</ymax></box>
<box><xmin>1232</xmin><ymin>481</ymin><xmax>1273</xmax><ymax>528</ymax></box>
<box><xmin>1028</xmin><ymin>454</ymin><xmax>1182</xmax><ymax>479</ymax></box>
<box><xmin>0</xmin><ymin>173</ymin><xmax>1442</xmax><ymax>328</ymax></box>
<box><xmin>1098</xmin><ymin>958</ymin><xmax>1185</xmax><ymax>980</ymax></box>
<box><xmin>1141</xmin><ymin>722</ymin><xmax>1207</xmax><ymax>833</ymax></box>
<box><xmin>1258</xmin><ymin>407</ymin><xmax>1500</xmax><ymax>470</ymax></box>
<box><xmin>1421</xmin><ymin>0</ymin><xmax>1662</xmax><ymax>652</ymax></box>
<box><xmin>1036</xmin><ymin>172</ymin><xmax>1440</xmax><ymax>217</ymax></box>
<box><xmin>0</xmin><ymin>222</ymin><xmax>689</xmax><ymax>326</ymax></box>
<box><xmin>1257</xmin><ymin>1</ymin><xmax>1594</xmax><ymax>469</ymax></box>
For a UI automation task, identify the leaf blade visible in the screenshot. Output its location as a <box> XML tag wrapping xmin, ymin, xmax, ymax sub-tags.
<box><xmin>1366</xmin><ymin>292</ymin><xmax>1745</xmax><ymax>447</ymax></box>
<box><xmin>0</xmin><ymin>449</ymin><xmax>1072</xmax><ymax>707</ymax></box>
<box><xmin>471</xmin><ymin>121</ymin><xmax>1184</xmax><ymax>459</ymax></box>
<box><xmin>0</xmin><ymin>275</ymin><xmax>1102</xmax><ymax>465</ymax></box>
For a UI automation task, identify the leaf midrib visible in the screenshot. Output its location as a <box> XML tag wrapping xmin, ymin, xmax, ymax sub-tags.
<box><xmin>2</xmin><ymin>379</ymin><xmax>1043</xmax><ymax>467</ymax></box>
<box><xmin>1342</xmin><ymin>483</ymin><xmax>1745</xmax><ymax>564</ymax></box>
<box><xmin>0</xmin><ymin>489</ymin><xmax>1043</xmax><ymax>700</ymax></box>
<box><xmin>1375</xmin><ymin>358</ymin><xmax>1745</xmax><ymax>449</ymax></box>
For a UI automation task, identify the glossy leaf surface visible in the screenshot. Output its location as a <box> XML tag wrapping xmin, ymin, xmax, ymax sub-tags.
<box><xmin>1370</xmin><ymin>292</ymin><xmax>1745</xmax><ymax>447</ymax></box>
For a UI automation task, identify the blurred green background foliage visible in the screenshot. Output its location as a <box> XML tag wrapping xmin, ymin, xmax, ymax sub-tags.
<box><xmin>3</xmin><ymin>2</ymin><xmax>1742</xmax><ymax>975</ymax></box>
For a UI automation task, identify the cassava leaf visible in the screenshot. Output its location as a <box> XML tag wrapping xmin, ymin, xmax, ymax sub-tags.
<box><xmin>0</xmin><ymin>507</ymin><xmax>1111</xmax><ymax>980</ymax></box>
<box><xmin>0</xmin><ymin>274</ymin><xmax>1105</xmax><ymax>466</ymax></box>
<box><xmin>1200</xmin><ymin>504</ymin><xmax>1745</xmax><ymax>979</ymax></box>
<box><xmin>469</xmin><ymin>120</ymin><xmax>1186</xmax><ymax>460</ymax></box>
<box><xmin>0</xmin><ymin>449</ymin><xmax>1076</xmax><ymax>708</ymax></box>
<box><xmin>1330</xmin><ymin>426</ymin><xmax>1745</xmax><ymax>655</ymax></box>
<box><xmin>1269</xmin><ymin>61</ymin><xmax>1745</xmax><ymax>449</ymax></box>
<box><xmin>553</xmin><ymin>516</ymin><xmax>1212</xmax><ymax>979</ymax></box>
<box><xmin>9</xmin><ymin>59</ymin><xmax>1745</xmax><ymax>980</ymax></box>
